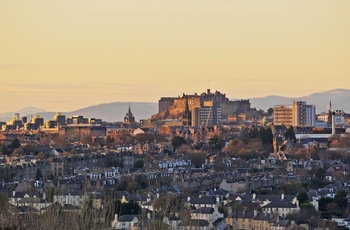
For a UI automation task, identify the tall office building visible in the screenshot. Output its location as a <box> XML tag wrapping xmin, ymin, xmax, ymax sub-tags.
<box><xmin>274</xmin><ymin>101</ymin><xmax>315</xmax><ymax>126</ymax></box>
<box><xmin>273</xmin><ymin>105</ymin><xmax>293</xmax><ymax>126</ymax></box>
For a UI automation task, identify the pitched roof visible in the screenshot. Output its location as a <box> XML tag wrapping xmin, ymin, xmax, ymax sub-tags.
<box><xmin>263</xmin><ymin>201</ymin><xmax>297</xmax><ymax>209</ymax></box>
<box><xmin>192</xmin><ymin>207</ymin><xmax>214</xmax><ymax>214</ymax></box>
<box><xmin>190</xmin><ymin>196</ymin><xmax>217</xmax><ymax>205</ymax></box>
<box><xmin>233</xmin><ymin>210</ymin><xmax>256</xmax><ymax>219</ymax></box>
<box><xmin>118</xmin><ymin>215</ymin><xmax>138</xmax><ymax>222</ymax></box>
<box><xmin>253</xmin><ymin>212</ymin><xmax>274</xmax><ymax>221</ymax></box>
<box><xmin>179</xmin><ymin>219</ymin><xmax>210</xmax><ymax>227</ymax></box>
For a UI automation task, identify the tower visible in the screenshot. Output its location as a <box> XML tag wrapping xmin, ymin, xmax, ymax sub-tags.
<box><xmin>182</xmin><ymin>95</ymin><xmax>192</xmax><ymax>127</ymax></box>
<box><xmin>327</xmin><ymin>100</ymin><xmax>333</xmax><ymax>127</ymax></box>
<box><xmin>124</xmin><ymin>103</ymin><xmax>135</xmax><ymax>125</ymax></box>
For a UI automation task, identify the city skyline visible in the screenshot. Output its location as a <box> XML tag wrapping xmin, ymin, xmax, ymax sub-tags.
<box><xmin>1</xmin><ymin>0</ymin><xmax>349</xmax><ymax>113</ymax></box>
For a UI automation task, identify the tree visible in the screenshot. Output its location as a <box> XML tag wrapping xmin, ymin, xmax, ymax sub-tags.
<box><xmin>186</xmin><ymin>152</ymin><xmax>207</xmax><ymax>168</ymax></box>
<box><xmin>0</xmin><ymin>142</ymin><xmax>8</xmax><ymax>155</ymax></box>
<box><xmin>9</xmin><ymin>137</ymin><xmax>21</xmax><ymax>149</ymax></box>
<box><xmin>135</xmin><ymin>133</ymin><xmax>155</xmax><ymax>144</ymax></box>
<box><xmin>12</xmin><ymin>147</ymin><xmax>25</xmax><ymax>156</ymax></box>
<box><xmin>281</xmin><ymin>181</ymin><xmax>301</xmax><ymax>195</ymax></box>
<box><xmin>284</xmin><ymin>126</ymin><xmax>296</xmax><ymax>143</ymax></box>
<box><xmin>115</xmin><ymin>200</ymin><xmax>140</xmax><ymax>216</ymax></box>
<box><xmin>335</xmin><ymin>189</ymin><xmax>347</xmax><ymax>212</ymax></box>
<box><xmin>153</xmin><ymin>195</ymin><xmax>180</xmax><ymax>216</ymax></box>
<box><xmin>36</xmin><ymin>168</ymin><xmax>43</xmax><ymax>180</ymax></box>
<box><xmin>213</xmin><ymin>159</ymin><xmax>228</xmax><ymax>172</ymax></box>
<box><xmin>259</xmin><ymin>127</ymin><xmax>274</xmax><ymax>145</ymax></box>
<box><xmin>319</xmin><ymin>197</ymin><xmax>333</xmax><ymax>212</ymax></box>
<box><xmin>45</xmin><ymin>187</ymin><xmax>55</xmax><ymax>203</ymax></box>
<box><xmin>105</xmin><ymin>136</ymin><xmax>115</xmax><ymax>144</ymax></box>
<box><xmin>297</xmin><ymin>192</ymin><xmax>309</xmax><ymax>205</ymax></box>
<box><xmin>171</xmin><ymin>136</ymin><xmax>187</xmax><ymax>152</ymax></box>
<box><xmin>267</xmin><ymin>107</ymin><xmax>274</xmax><ymax>115</ymax></box>
<box><xmin>0</xmin><ymin>193</ymin><xmax>8</xmax><ymax>210</ymax></box>
<box><xmin>37</xmin><ymin>152</ymin><xmax>46</xmax><ymax>159</ymax></box>
<box><xmin>208</xmin><ymin>135</ymin><xmax>222</xmax><ymax>152</ymax></box>
<box><xmin>134</xmin><ymin>159</ymin><xmax>144</xmax><ymax>169</ymax></box>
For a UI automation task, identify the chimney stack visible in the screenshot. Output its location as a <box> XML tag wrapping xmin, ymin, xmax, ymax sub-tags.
<box><xmin>332</xmin><ymin>111</ymin><xmax>336</xmax><ymax>135</ymax></box>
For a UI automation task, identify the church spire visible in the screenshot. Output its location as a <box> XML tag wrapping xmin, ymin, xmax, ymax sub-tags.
<box><xmin>124</xmin><ymin>103</ymin><xmax>135</xmax><ymax>125</ymax></box>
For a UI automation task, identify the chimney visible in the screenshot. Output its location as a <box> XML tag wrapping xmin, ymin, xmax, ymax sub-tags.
<box><xmin>207</xmin><ymin>89</ymin><xmax>210</xmax><ymax>94</ymax></box>
<box><xmin>332</xmin><ymin>111</ymin><xmax>336</xmax><ymax>135</ymax></box>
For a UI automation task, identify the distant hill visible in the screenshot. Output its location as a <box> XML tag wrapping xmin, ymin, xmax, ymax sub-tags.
<box><xmin>248</xmin><ymin>89</ymin><xmax>350</xmax><ymax>113</ymax></box>
<box><xmin>63</xmin><ymin>102</ymin><xmax>158</xmax><ymax>122</ymax></box>
<box><xmin>0</xmin><ymin>102</ymin><xmax>158</xmax><ymax>123</ymax></box>
<box><xmin>0</xmin><ymin>106</ymin><xmax>47</xmax><ymax>122</ymax></box>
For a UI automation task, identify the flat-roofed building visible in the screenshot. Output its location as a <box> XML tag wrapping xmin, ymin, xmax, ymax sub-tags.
<box><xmin>274</xmin><ymin>101</ymin><xmax>316</xmax><ymax>127</ymax></box>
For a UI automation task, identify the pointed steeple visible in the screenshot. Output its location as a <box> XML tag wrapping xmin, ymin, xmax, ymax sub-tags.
<box><xmin>124</xmin><ymin>103</ymin><xmax>135</xmax><ymax>125</ymax></box>
<box><xmin>329</xmin><ymin>100</ymin><xmax>332</xmax><ymax>112</ymax></box>
<box><xmin>128</xmin><ymin>102</ymin><xmax>132</xmax><ymax>115</ymax></box>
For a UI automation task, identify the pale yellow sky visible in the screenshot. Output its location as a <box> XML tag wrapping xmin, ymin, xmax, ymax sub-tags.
<box><xmin>0</xmin><ymin>0</ymin><xmax>349</xmax><ymax>113</ymax></box>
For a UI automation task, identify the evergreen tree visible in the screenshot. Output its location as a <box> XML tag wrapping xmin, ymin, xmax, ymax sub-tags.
<box><xmin>284</xmin><ymin>126</ymin><xmax>296</xmax><ymax>143</ymax></box>
<box><xmin>297</xmin><ymin>192</ymin><xmax>309</xmax><ymax>205</ymax></box>
<box><xmin>36</xmin><ymin>168</ymin><xmax>43</xmax><ymax>180</ymax></box>
<box><xmin>0</xmin><ymin>142</ymin><xmax>8</xmax><ymax>155</ymax></box>
<box><xmin>171</xmin><ymin>135</ymin><xmax>187</xmax><ymax>152</ymax></box>
<box><xmin>9</xmin><ymin>137</ymin><xmax>21</xmax><ymax>149</ymax></box>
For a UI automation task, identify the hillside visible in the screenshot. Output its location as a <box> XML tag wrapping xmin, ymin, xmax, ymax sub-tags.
<box><xmin>248</xmin><ymin>89</ymin><xmax>350</xmax><ymax>113</ymax></box>
<box><xmin>0</xmin><ymin>102</ymin><xmax>158</xmax><ymax>123</ymax></box>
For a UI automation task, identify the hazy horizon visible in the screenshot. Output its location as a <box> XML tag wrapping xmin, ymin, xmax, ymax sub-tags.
<box><xmin>1</xmin><ymin>0</ymin><xmax>349</xmax><ymax>113</ymax></box>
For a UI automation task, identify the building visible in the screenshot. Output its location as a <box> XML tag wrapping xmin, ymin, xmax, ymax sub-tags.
<box><xmin>199</xmin><ymin>101</ymin><xmax>222</xmax><ymax>127</ymax></box>
<box><xmin>124</xmin><ymin>105</ymin><xmax>136</xmax><ymax>125</ymax></box>
<box><xmin>54</xmin><ymin>112</ymin><xmax>66</xmax><ymax>127</ymax></box>
<box><xmin>274</xmin><ymin>101</ymin><xmax>316</xmax><ymax>127</ymax></box>
<box><xmin>157</xmin><ymin>89</ymin><xmax>251</xmax><ymax>126</ymax></box>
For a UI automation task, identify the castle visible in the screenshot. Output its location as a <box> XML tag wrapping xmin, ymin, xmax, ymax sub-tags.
<box><xmin>157</xmin><ymin>89</ymin><xmax>251</xmax><ymax>127</ymax></box>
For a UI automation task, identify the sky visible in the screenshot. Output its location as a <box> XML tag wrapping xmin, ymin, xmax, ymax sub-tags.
<box><xmin>1</xmin><ymin>0</ymin><xmax>349</xmax><ymax>113</ymax></box>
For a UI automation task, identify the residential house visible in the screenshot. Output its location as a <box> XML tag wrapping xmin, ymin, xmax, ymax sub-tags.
<box><xmin>178</xmin><ymin>219</ymin><xmax>210</xmax><ymax>230</ymax></box>
<box><xmin>53</xmin><ymin>190</ymin><xmax>89</xmax><ymax>208</ymax></box>
<box><xmin>262</xmin><ymin>201</ymin><xmax>299</xmax><ymax>218</ymax></box>
<box><xmin>252</xmin><ymin>212</ymin><xmax>279</xmax><ymax>230</ymax></box>
<box><xmin>191</xmin><ymin>207</ymin><xmax>224</xmax><ymax>225</ymax></box>
<box><xmin>188</xmin><ymin>195</ymin><xmax>219</xmax><ymax>209</ymax></box>
<box><xmin>111</xmin><ymin>214</ymin><xmax>140</xmax><ymax>230</ymax></box>
<box><xmin>220</xmin><ymin>179</ymin><xmax>249</xmax><ymax>193</ymax></box>
<box><xmin>226</xmin><ymin>210</ymin><xmax>255</xmax><ymax>229</ymax></box>
<box><xmin>16</xmin><ymin>197</ymin><xmax>51</xmax><ymax>211</ymax></box>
